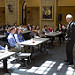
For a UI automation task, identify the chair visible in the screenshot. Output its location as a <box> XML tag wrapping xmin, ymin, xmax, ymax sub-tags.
<box><xmin>9</xmin><ymin>43</ymin><xmax>31</xmax><ymax>67</ymax></box>
<box><xmin>18</xmin><ymin>53</ymin><xmax>31</xmax><ymax>67</ymax></box>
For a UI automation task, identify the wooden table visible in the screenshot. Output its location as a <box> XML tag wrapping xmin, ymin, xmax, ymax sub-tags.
<box><xmin>0</xmin><ymin>51</ymin><xmax>15</xmax><ymax>72</ymax></box>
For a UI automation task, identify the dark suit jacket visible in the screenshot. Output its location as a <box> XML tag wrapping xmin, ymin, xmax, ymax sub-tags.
<box><xmin>65</xmin><ymin>21</ymin><xmax>75</xmax><ymax>42</ymax></box>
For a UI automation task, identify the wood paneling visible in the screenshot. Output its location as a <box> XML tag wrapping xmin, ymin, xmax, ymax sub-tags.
<box><xmin>0</xmin><ymin>0</ymin><xmax>5</xmax><ymax>7</ymax></box>
<box><xmin>58</xmin><ymin>0</ymin><xmax>75</xmax><ymax>6</ymax></box>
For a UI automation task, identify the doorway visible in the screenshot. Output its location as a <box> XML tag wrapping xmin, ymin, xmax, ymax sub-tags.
<box><xmin>26</xmin><ymin>7</ymin><xmax>39</xmax><ymax>26</ymax></box>
<box><xmin>0</xmin><ymin>7</ymin><xmax>5</xmax><ymax>25</ymax></box>
<box><xmin>22</xmin><ymin>1</ymin><xmax>27</xmax><ymax>25</ymax></box>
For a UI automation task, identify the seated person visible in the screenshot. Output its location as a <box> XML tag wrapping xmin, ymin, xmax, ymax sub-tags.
<box><xmin>30</xmin><ymin>24</ymin><xmax>33</xmax><ymax>29</ymax></box>
<box><xmin>7</xmin><ymin>27</ymin><xmax>16</xmax><ymax>48</ymax></box>
<box><xmin>0</xmin><ymin>22</ymin><xmax>4</xmax><ymax>29</ymax></box>
<box><xmin>1</xmin><ymin>26</ymin><xmax>11</xmax><ymax>42</ymax></box>
<box><xmin>13</xmin><ymin>23</ymin><xmax>18</xmax><ymax>30</ymax></box>
<box><xmin>56</xmin><ymin>24</ymin><xmax>65</xmax><ymax>43</ymax></box>
<box><xmin>7</xmin><ymin>27</ymin><xmax>23</xmax><ymax>52</ymax></box>
<box><xmin>47</xmin><ymin>25</ymin><xmax>51</xmax><ymax>32</ymax></box>
<box><xmin>4</xmin><ymin>22</ymin><xmax>10</xmax><ymax>29</ymax></box>
<box><xmin>19</xmin><ymin>24</ymin><xmax>27</xmax><ymax>31</ymax></box>
<box><xmin>42</xmin><ymin>25</ymin><xmax>49</xmax><ymax>35</ymax></box>
<box><xmin>56</xmin><ymin>24</ymin><xmax>66</xmax><ymax>33</ymax></box>
<box><xmin>35</xmin><ymin>25</ymin><xmax>43</xmax><ymax>37</ymax></box>
<box><xmin>49</xmin><ymin>27</ymin><xmax>54</xmax><ymax>32</ymax></box>
<box><xmin>5</xmin><ymin>25</ymin><xmax>11</xmax><ymax>38</ymax></box>
<box><xmin>56</xmin><ymin>24</ymin><xmax>63</xmax><ymax>32</ymax></box>
<box><xmin>47</xmin><ymin>26</ymin><xmax>54</xmax><ymax>32</ymax></box>
<box><xmin>0</xmin><ymin>45</ymin><xmax>5</xmax><ymax>50</ymax></box>
<box><xmin>29</xmin><ymin>27</ymin><xmax>39</xmax><ymax>38</ymax></box>
<box><xmin>4</xmin><ymin>22</ymin><xmax>11</xmax><ymax>34</ymax></box>
<box><xmin>14</xmin><ymin>27</ymin><xmax>25</xmax><ymax>43</ymax></box>
<box><xmin>27</xmin><ymin>24</ymin><xmax>32</xmax><ymax>30</ymax></box>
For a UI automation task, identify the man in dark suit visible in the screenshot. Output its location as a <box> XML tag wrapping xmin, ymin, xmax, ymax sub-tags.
<box><xmin>65</xmin><ymin>14</ymin><xmax>75</xmax><ymax>67</ymax></box>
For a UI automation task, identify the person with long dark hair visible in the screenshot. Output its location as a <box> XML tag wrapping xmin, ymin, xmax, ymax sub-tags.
<box><xmin>56</xmin><ymin>24</ymin><xmax>65</xmax><ymax>44</ymax></box>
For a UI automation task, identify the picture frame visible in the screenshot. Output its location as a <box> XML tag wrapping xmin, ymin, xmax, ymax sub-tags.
<box><xmin>42</xmin><ymin>6</ymin><xmax>53</xmax><ymax>20</ymax></box>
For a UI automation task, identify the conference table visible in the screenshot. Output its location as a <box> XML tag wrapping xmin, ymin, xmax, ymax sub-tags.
<box><xmin>19</xmin><ymin>38</ymin><xmax>49</xmax><ymax>54</ymax></box>
<box><xmin>21</xmin><ymin>30</ymin><xmax>31</xmax><ymax>40</ymax></box>
<box><xmin>0</xmin><ymin>29</ymin><xmax>3</xmax><ymax>31</ymax></box>
<box><xmin>45</xmin><ymin>32</ymin><xmax>62</xmax><ymax>37</ymax></box>
<box><xmin>45</xmin><ymin>32</ymin><xmax>62</xmax><ymax>44</ymax></box>
<box><xmin>21</xmin><ymin>30</ymin><xmax>31</xmax><ymax>34</ymax></box>
<box><xmin>0</xmin><ymin>51</ymin><xmax>15</xmax><ymax>72</ymax></box>
<box><xmin>0</xmin><ymin>29</ymin><xmax>4</xmax><ymax>35</ymax></box>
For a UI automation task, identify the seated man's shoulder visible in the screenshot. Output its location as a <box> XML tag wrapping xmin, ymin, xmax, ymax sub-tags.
<box><xmin>8</xmin><ymin>34</ymin><xmax>13</xmax><ymax>39</ymax></box>
<box><xmin>8</xmin><ymin>34</ymin><xmax>11</xmax><ymax>37</ymax></box>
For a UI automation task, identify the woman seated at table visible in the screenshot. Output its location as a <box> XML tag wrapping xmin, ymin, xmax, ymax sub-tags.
<box><xmin>13</xmin><ymin>23</ymin><xmax>18</xmax><ymax>31</ymax></box>
<box><xmin>56</xmin><ymin>24</ymin><xmax>65</xmax><ymax>43</ymax></box>
<box><xmin>29</xmin><ymin>27</ymin><xmax>40</xmax><ymax>38</ymax></box>
<box><xmin>35</xmin><ymin>25</ymin><xmax>43</xmax><ymax>37</ymax></box>
<box><xmin>27</xmin><ymin>24</ymin><xmax>32</xmax><ymax>31</ymax></box>
<box><xmin>14</xmin><ymin>27</ymin><xmax>25</xmax><ymax>43</ymax></box>
<box><xmin>56</xmin><ymin>24</ymin><xmax>63</xmax><ymax>32</ymax></box>
<box><xmin>47</xmin><ymin>26</ymin><xmax>54</xmax><ymax>32</ymax></box>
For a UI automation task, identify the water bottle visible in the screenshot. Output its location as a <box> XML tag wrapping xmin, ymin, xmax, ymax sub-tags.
<box><xmin>5</xmin><ymin>45</ymin><xmax>8</xmax><ymax>52</ymax></box>
<box><xmin>45</xmin><ymin>32</ymin><xmax>47</xmax><ymax>35</ymax></box>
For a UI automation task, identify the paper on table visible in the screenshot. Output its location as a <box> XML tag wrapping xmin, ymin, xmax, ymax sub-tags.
<box><xmin>0</xmin><ymin>50</ymin><xmax>5</xmax><ymax>53</ymax></box>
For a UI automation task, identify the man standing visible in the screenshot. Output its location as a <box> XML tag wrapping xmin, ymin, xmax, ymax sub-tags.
<box><xmin>65</xmin><ymin>14</ymin><xmax>75</xmax><ymax>67</ymax></box>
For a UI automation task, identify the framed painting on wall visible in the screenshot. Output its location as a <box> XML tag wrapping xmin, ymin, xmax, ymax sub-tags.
<box><xmin>42</xmin><ymin>6</ymin><xmax>53</xmax><ymax>20</ymax></box>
